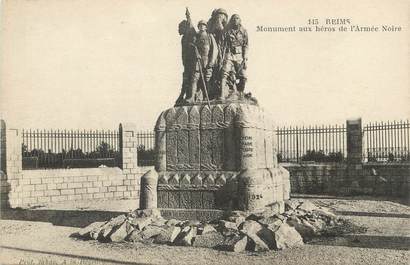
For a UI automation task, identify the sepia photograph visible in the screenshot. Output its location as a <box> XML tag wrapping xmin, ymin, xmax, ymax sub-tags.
<box><xmin>0</xmin><ymin>0</ymin><xmax>409</xmax><ymax>264</ymax></box>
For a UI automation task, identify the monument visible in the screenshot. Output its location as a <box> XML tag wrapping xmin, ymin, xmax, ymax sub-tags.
<box><xmin>140</xmin><ymin>8</ymin><xmax>290</xmax><ymax>221</ymax></box>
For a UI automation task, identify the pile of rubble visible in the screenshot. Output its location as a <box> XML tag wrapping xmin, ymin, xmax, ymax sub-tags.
<box><xmin>76</xmin><ymin>200</ymin><xmax>345</xmax><ymax>252</ymax></box>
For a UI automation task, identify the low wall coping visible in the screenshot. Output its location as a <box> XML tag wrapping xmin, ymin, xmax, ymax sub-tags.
<box><xmin>22</xmin><ymin>167</ymin><xmax>124</xmax><ymax>178</ymax></box>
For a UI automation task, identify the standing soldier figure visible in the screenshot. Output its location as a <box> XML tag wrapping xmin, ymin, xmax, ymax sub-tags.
<box><xmin>175</xmin><ymin>8</ymin><xmax>196</xmax><ymax>104</ymax></box>
<box><xmin>220</xmin><ymin>14</ymin><xmax>248</xmax><ymax>99</ymax></box>
<box><xmin>188</xmin><ymin>20</ymin><xmax>218</xmax><ymax>103</ymax></box>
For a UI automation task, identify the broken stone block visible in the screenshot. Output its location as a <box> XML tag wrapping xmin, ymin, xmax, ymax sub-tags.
<box><xmin>255</xmin><ymin>227</ymin><xmax>276</xmax><ymax>249</ymax></box>
<box><xmin>150</xmin><ymin>217</ymin><xmax>167</xmax><ymax>227</ymax></box>
<box><xmin>78</xmin><ymin>221</ymin><xmax>105</xmax><ymax>238</ymax></box>
<box><xmin>247</xmin><ymin>233</ymin><xmax>270</xmax><ymax>252</ymax></box>
<box><xmin>306</xmin><ymin>218</ymin><xmax>326</xmax><ymax>231</ymax></box>
<box><xmin>174</xmin><ymin>226</ymin><xmax>190</xmax><ymax>245</ymax></box>
<box><xmin>110</xmin><ymin>222</ymin><xmax>129</xmax><ymax>242</ymax></box>
<box><xmin>200</xmin><ymin>224</ymin><xmax>217</xmax><ymax>235</ymax></box>
<box><xmin>287</xmin><ymin>217</ymin><xmax>316</xmax><ymax>240</ymax></box>
<box><xmin>285</xmin><ymin>200</ymin><xmax>300</xmax><ymax>211</ymax></box>
<box><xmin>255</xmin><ymin>204</ymin><xmax>282</xmax><ymax>218</ymax></box>
<box><xmin>175</xmin><ymin>226</ymin><xmax>197</xmax><ymax>246</ymax></box>
<box><xmin>274</xmin><ymin>214</ymin><xmax>286</xmax><ymax>221</ymax></box>
<box><xmin>140</xmin><ymin>226</ymin><xmax>165</xmax><ymax>240</ymax></box>
<box><xmin>227</xmin><ymin>215</ymin><xmax>246</xmax><ymax>225</ymax></box>
<box><xmin>127</xmin><ymin>230</ymin><xmax>143</xmax><ymax>242</ymax></box>
<box><xmin>245</xmin><ymin>213</ymin><xmax>264</xmax><ymax>221</ymax></box>
<box><xmin>218</xmin><ymin>220</ymin><xmax>238</xmax><ymax>230</ymax></box>
<box><xmin>129</xmin><ymin>217</ymin><xmax>152</xmax><ymax>230</ymax></box>
<box><xmin>220</xmin><ymin>235</ymin><xmax>248</xmax><ymax>252</ymax></box>
<box><xmin>193</xmin><ymin>231</ymin><xmax>225</xmax><ymax>248</ymax></box>
<box><xmin>220</xmin><ymin>227</ymin><xmax>240</xmax><ymax>237</ymax></box>
<box><xmin>165</xmin><ymin>219</ymin><xmax>180</xmax><ymax>226</ymax></box>
<box><xmin>100</xmin><ymin>215</ymin><xmax>127</xmax><ymax>239</ymax></box>
<box><xmin>154</xmin><ymin>225</ymin><xmax>181</xmax><ymax>244</ymax></box>
<box><xmin>90</xmin><ymin>228</ymin><xmax>102</xmax><ymax>240</ymax></box>
<box><xmin>273</xmin><ymin>222</ymin><xmax>304</xmax><ymax>250</ymax></box>
<box><xmin>271</xmin><ymin>201</ymin><xmax>285</xmax><ymax>213</ymax></box>
<box><xmin>182</xmin><ymin>226</ymin><xmax>197</xmax><ymax>246</ymax></box>
<box><xmin>258</xmin><ymin>216</ymin><xmax>283</xmax><ymax>228</ymax></box>
<box><xmin>313</xmin><ymin>208</ymin><xmax>336</xmax><ymax>220</ymax></box>
<box><xmin>246</xmin><ymin>205</ymin><xmax>283</xmax><ymax>221</ymax></box>
<box><xmin>283</xmin><ymin>209</ymin><xmax>294</xmax><ymax>218</ymax></box>
<box><xmin>294</xmin><ymin>209</ymin><xmax>308</xmax><ymax>216</ymax></box>
<box><xmin>297</xmin><ymin>201</ymin><xmax>317</xmax><ymax>212</ymax></box>
<box><xmin>239</xmin><ymin>220</ymin><xmax>263</xmax><ymax>235</ymax></box>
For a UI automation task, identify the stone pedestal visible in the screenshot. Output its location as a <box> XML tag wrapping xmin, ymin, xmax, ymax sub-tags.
<box><xmin>141</xmin><ymin>101</ymin><xmax>290</xmax><ymax>220</ymax></box>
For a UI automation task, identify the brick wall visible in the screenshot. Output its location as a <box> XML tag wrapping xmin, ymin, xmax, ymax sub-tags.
<box><xmin>1</xmin><ymin>126</ymin><xmax>24</xmax><ymax>208</ymax></box>
<box><xmin>0</xmin><ymin>120</ymin><xmax>152</xmax><ymax>208</ymax></box>
<box><xmin>0</xmin><ymin>120</ymin><xmax>7</xmax><ymax>207</ymax></box>
<box><xmin>0</xmin><ymin>120</ymin><xmax>6</xmax><ymax>175</ymax></box>
<box><xmin>11</xmin><ymin>167</ymin><xmax>148</xmax><ymax>206</ymax></box>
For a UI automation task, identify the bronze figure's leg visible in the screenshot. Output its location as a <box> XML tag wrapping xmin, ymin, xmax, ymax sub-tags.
<box><xmin>187</xmin><ymin>66</ymin><xmax>200</xmax><ymax>103</ymax></box>
<box><xmin>232</xmin><ymin>57</ymin><xmax>247</xmax><ymax>93</ymax></box>
<box><xmin>176</xmin><ymin>70</ymin><xmax>190</xmax><ymax>104</ymax></box>
<box><xmin>220</xmin><ymin>59</ymin><xmax>234</xmax><ymax>100</ymax></box>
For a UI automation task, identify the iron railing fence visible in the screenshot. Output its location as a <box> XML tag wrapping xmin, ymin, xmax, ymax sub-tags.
<box><xmin>22</xmin><ymin>129</ymin><xmax>120</xmax><ymax>169</ymax></box>
<box><xmin>363</xmin><ymin>120</ymin><xmax>410</xmax><ymax>162</ymax></box>
<box><xmin>275</xmin><ymin>125</ymin><xmax>346</xmax><ymax>163</ymax></box>
<box><xmin>135</xmin><ymin>130</ymin><xmax>155</xmax><ymax>166</ymax></box>
<box><xmin>132</xmin><ymin>126</ymin><xmax>348</xmax><ymax>165</ymax></box>
<box><xmin>21</xmin><ymin>119</ymin><xmax>409</xmax><ymax>169</ymax></box>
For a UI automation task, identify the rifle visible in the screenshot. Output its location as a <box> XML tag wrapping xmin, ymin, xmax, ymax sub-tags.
<box><xmin>191</xmin><ymin>44</ymin><xmax>212</xmax><ymax>109</ymax></box>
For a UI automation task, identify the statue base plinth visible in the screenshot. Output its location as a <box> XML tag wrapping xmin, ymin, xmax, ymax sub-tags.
<box><xmin>139</xmin><ymin>101</ymin><xmax>290</xmax><ymax>219</ymax></box>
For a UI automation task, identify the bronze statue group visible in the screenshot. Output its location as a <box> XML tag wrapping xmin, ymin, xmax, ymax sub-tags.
<box><xmin>175</xmin><ymin>8</ymin><xmax>249</xmax><ymax>105</ymax></box>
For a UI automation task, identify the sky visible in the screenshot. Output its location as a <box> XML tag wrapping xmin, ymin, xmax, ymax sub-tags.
<box><xmin>0</xmin><ymin>0</ymin><xmax>408</xmax><ymax>130</ymax></box>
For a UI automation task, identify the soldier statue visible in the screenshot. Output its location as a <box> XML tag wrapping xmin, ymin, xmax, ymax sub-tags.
<box><xmin>207</xmin><ymin>8</ymin><xmax>228</xmax><ymax>51</ymax></box>
<box><xmin>187</xmin><ymin>20</ymin><xmax>218</xmax><ymax>103</ymax></box>
<box><xmin>176</xmin><ymin>9</ymin><xmax>251</xmax><ymax>104</ymax></box>
<box><xmin>219</xmin><ymin>14</ymin><xmax>248</xmax><ymax>99</ymax></box>
<box><xmin>175</xmin><ymin>8</ymin><xmax>196</xmax><ymax>104</ymax></box>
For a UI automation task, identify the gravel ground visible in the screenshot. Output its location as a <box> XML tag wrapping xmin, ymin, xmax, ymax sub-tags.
<box><xmin>0</xmin><ymin>195</ymin><xmax>409</xmax><ymax>265</ymax></box>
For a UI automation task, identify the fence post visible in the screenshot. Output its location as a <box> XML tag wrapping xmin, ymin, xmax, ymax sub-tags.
<box><xmin>118</xmin><ymin>124</ymin><xmax>123</xmax><ymax>169</ymax></box>
<box><xmin>0</xmin><ymin>120</ymin><xmax>6</xmax><ymax>175</ymax></box>
<box><xmin>119</xmin><ymin>123</ymin><xmax>142</xmax><ymax>204</ymax></box>
<box><xmin>344</xmin><ymin>118</ymin><xmax>364</xmax><ymax>194</ymax></box>
<box><xmin>120</xmin><ymin>123</ymin><xmax>138</xmax><ymax>170</ymax></box>
<box><xmin>4</xmin><ymin>124</ymin><xmax>23</xmax><ymax>207</ymax></box>
<box><xmin>0</xmin><ymin>119</ymin><xmax>8</xmax><ymax>208</ymax></box>
<box><xmin>346</xmin><ymin>118</ymin><xmax>363</xmax><ymax>164</ymax></box>
<box><xmin>296</xmin><ymin>131</ymin><xmax>299</xmax><ymax>163</ymax></box>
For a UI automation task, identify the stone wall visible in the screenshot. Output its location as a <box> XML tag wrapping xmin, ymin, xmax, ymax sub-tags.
<box><xmin>1</xmin><ymin>118</ymin><xmax>409</xmax><ymax>208</ymax></box>
<box><xmin>9</xmin><ymin>167</ymin><xmax>145</xmax><ymax>206</ymax></box>
<box><xmin>0</xmin><ymin>120</ymin><xmax>151</xmax><ymax>208</ymax></box>
<box><xmin>283</xmin><ymin>162</ymin><xmax>410</xmax><ymax>197</ymax></box>
<box><xmin>1</xmin><ymin>125</ymin><xmax>24</xmax><ymax>208</ymax></box>
<box><xmin>0</xmin><ymin>120</ymin><xmax>7</xmax><ymax>207</ymax></box>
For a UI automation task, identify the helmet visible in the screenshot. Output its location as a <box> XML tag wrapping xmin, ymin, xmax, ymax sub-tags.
<box><xmin>198</xmin><ymin>20</ymin><xmax>207</xmax><ymax>27</ymax></box>
<box><xmin>212</xmin><ymin>8</ymin><xmax>228</xmax><ymax>18</ymax></box>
